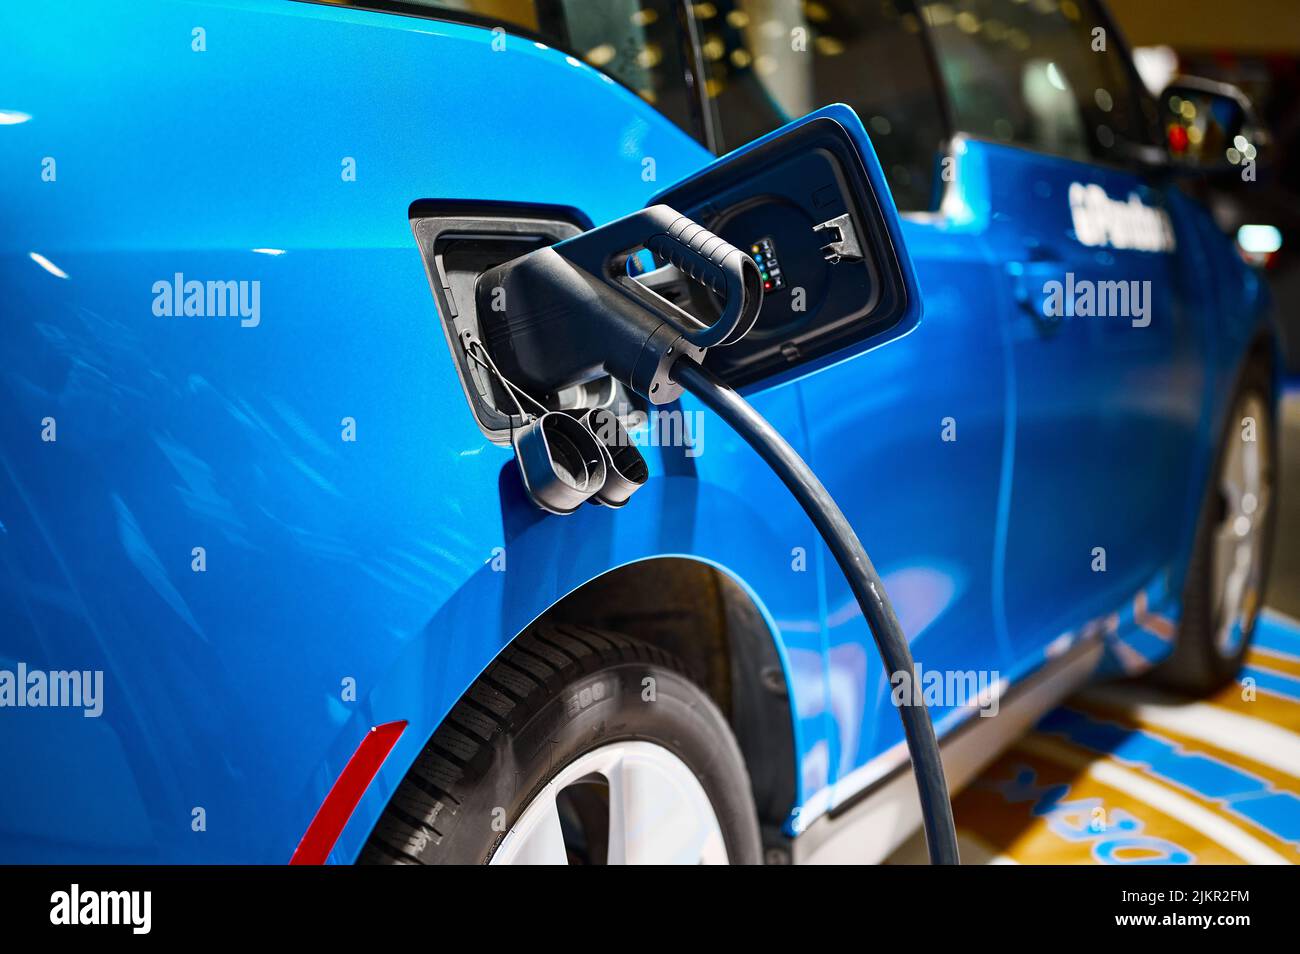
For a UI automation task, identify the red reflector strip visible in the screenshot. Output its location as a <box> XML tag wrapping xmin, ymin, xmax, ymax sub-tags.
<box><xmin>290</xmin><ymin>720</ymin><xmax>408</xmax><ymax>865</ymax></box>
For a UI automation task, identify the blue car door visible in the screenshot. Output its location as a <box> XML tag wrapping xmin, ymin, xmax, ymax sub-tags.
<box><xmin>925</xmin><ymin>0</ymin><xmax>1204</xmax><ymax>673</ymax></box>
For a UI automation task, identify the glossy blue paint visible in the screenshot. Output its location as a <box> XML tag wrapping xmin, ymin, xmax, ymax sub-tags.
<box><xmin>0</xmin><ymin>0</ymin><xmax>1277</xmax><ymax>862</ymax></box>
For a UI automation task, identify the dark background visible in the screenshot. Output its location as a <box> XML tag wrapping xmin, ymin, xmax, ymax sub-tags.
<box><xmin>1112</xmin><ymin>0</ymin><xmax>1300</xmax><ymax>378</ymax></box>
<box><xmin>1108</xmin><ymin>0</ymin><xmax>1299</xmax><ymax>616</ymax></box>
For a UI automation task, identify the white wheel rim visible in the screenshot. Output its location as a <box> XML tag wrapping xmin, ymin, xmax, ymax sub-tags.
<box><xmin>1210</xmin><ymin>393</ymin><xmax>1270</xmax><ymax>656</ymax></box>
<box><xmin>489</xmin><ymin>741</ymin><xmax>729</xmax><ymax>865</ymax></box>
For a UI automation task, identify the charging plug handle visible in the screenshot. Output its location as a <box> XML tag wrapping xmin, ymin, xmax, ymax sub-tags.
<box><xmin>558</xmin><ymin>205</ymin><xmax>763</xmax><ymax>350</ymax></box>
<box><xmin>476</xmin><ymin>205</ymin><xmax>762</xmax><ymax>404</ymax></box>
<box><xmin>671</xmin><ymin>357</ymin><xmax>961</xmax><ymax>866</ymax></box>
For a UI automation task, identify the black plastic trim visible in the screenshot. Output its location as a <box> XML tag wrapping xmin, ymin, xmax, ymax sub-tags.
<box><xmin>409</xmin><ymin>202</ymin><xmax>589</xmax><ymax>444</ymax></box>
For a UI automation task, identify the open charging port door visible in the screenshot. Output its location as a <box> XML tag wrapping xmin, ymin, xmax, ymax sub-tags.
<box><xmin>649</xmin><ymin>103</ymin><xmax>923</xmax><ymax>387</ymax></box>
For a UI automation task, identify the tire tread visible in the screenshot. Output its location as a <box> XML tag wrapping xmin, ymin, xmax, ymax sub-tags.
<box><xmin>361</xmin><ymin>625</ymin><xmax>692</xmax><ymax>865</ymax></box>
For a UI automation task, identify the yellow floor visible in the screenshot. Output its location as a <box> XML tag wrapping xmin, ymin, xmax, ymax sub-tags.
<box><xmin>891</xmin><ymin>610</ymin><xmax>1300</xmax><ymax>865</ymax></box>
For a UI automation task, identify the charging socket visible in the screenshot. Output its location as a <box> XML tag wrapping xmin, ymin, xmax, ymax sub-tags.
<box><xmin>411</xmin><ymin>204</ymin><xmax>644</xmax><ymax>444</ymax></box>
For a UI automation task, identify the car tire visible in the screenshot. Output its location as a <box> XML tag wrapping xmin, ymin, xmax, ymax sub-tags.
<box><xmin>359</xmin><ymin>624</ymin><xmax>763</xmax><ymax>864</ymax></box>
<box><xmin>1152</xmin><ymin>353</ymin><xmax>1277</xmax><ymax>695</ymax></box>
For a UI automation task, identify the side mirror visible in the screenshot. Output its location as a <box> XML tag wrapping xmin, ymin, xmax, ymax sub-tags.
<box><xmin>1159</xmin><ymin>76</ymin><xmax>1269</xmax><ymax>176</ymax></box>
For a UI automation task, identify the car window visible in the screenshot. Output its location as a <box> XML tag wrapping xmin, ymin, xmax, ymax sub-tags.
<box><xmin>311</xmin><ymin>0</ymin><xmax>702</xmax><ymax>143</ymax></box>
<box><xmin>692</xmin><ymin>0</ymin><xmax>948</xmax><ymax>212</ymax></box>
<box><xmin>922</xmin><ymin>0</ymin><xmax>1151</xmax><ymax>164</ymax></box>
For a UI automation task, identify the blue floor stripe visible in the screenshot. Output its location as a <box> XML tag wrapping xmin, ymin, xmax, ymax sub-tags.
<box><xmin>1042</xmin><ymin>710</ymin><xmax>1262</xmax><ymax>801</ymax></box>
<box><xmin>1256</xmin><ymin>613</ymin><xmax>1300</xmax><ymax>657</ymax></box>
<box><xmin>1232</xmin><ymin>792</ymin><xmax>1300</xmax><ymax>843</ymax></box>
<box><xmin>1041</xmin><ymin>708</ymin><xmax>1300</xmax><ymax>844</ymax></box>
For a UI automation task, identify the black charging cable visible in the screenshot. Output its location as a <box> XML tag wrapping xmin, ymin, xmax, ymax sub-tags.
<box><xmin>671</xmin><ymin>358</ymin><xmax>961</xmax><ymax>865</ymax></box>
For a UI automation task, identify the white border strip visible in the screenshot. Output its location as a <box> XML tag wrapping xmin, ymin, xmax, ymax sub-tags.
<box><xmin>1080</xmin><ymin>685</ymin><xmax>1300</xmax><ymax>781</ymax></box>
<box><xmin>1262</xmin><ymin>607</ymin><xmax>1300</xmax><ymax>629</ymax></box>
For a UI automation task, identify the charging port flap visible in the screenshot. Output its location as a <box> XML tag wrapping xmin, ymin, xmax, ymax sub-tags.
<box><xmin>650</xmin><ymin>104</ymin><xmax>923</xmax><ymax>386</ymax></box>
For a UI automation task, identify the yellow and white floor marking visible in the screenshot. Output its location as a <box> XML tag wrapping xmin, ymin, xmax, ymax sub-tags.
<box><xmin>894</xmin><ymin>612</ymin><xmax>1300</xmax><ymax>865</ymax></box>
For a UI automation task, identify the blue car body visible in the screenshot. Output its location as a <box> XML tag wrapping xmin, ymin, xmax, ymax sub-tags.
<box><xmin>0</xmin><ymin>0</ymin><xmax>1276</xmax><ymax>862</ymax></box>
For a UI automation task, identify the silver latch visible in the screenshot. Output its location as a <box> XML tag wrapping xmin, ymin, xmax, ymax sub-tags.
<box><xmin>813</xmin><ymin>213</ymin><xmax>863</xmax><ymax>265</ymax></box>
